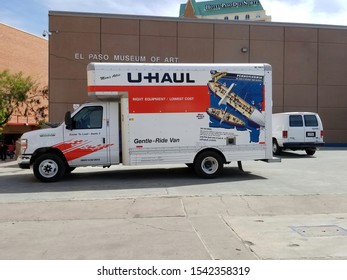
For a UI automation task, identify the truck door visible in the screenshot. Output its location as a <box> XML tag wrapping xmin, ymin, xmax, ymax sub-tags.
<box><xmin>303</xmin><ymin>114</ymin><xmax>319</xmax><ymax>142</ymax></box>
<box><xmin>63</xmin><ymin>104</ymin><xmax>110</xmax><ymax>166</ymax></box>
<box><xmin>288</xmin><ymin>114</ymin><xmax>304</xmax><ymax>143</ymax></box>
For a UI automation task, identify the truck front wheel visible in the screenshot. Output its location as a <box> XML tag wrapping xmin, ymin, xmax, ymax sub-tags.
<box><xmin>194</xmin><ymin>151</ymin><xmax>224</xmax><ymax>179</ymax></box>
<box><xmin>33</xmin><ymin>154</ymin><xmax>66</xmax><ymax>182</ymax></box>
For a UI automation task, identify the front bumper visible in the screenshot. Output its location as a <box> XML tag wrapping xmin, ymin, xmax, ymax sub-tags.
<box><xmin>17</xmin><ymin>155</ymin><xmax>32</xmax><ymax>169</ymax></box>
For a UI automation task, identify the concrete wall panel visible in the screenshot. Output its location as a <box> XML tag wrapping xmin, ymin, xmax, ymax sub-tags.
<box><xmin>214</xmin><ymin>24</ymin><xmax>249</xmax><ymax>40</ymax></box>
<box><xmin>250</xmin><ymin>26</ymin><xmax>284</xmax><ymax>41</ymax></box>
<box><xmin>140</xmin><ymin>36</ymin><xmax>177</xmax><ymax>59</ymax></box>
<box><xmin>319</xmin><ymin>108</ymin><xmax>347</xmax><ymax>131</ymax></box>
<box><xmin>319</xmin><ymin>28</ymin><xmax>347</xmax><ymax>44</ymax></box>
<box><xmin>178</xmin><ymin>38</ymin><xmax>214</xmax><ymax>63</ymax></box>
<box><xmin>178</xmin><ymin>22</ymin><xmax>214</xmax><ymax>38</ymax></box>
<box><xmin>284</xmin><ymin>42</ymin><xmax>317</xmax><ymax>85</ymax></box>
<box><xmin>50</xmin><ymin>15</ymin><xmax>100</xmax><ymax>33</ymax></box>
<box><xmin>318</xmin><ymin>86</ymin><xmax>347</xmax><ymax>108</ymax></box>
<box><xmin>272</xmin><ymin>84</ymin><xmax>284</xmax><ymax>111</ymax></box>
<box><xmin>214</xmin><ymin>39</ymin><xmax>249</xmax><ymax>63</ymax></box>
<box><xmin>250</xmin><ymin>40</ymin><xmax>284</xmax><ymax>84</ymax></box>
<box><xmin>284</xmin><ymin>85</ymin><xmax>318</xmax><ymax>108</ymax></box>
<box><xmin>319</xmin><ymin>43</ymin><xmax>347</xmax><ymax>86</ymax></box>
<box><xmin>285</xmin><ymin>27</ymin><xmax>318</xmax><ymax>42</ymax></box>
<box><xmin>140</xmin><ymin>20</ymin><xmax>177</xmax><ymax>37</ymax></box>
<box><xmin>101</xmin><ymin>18</ymin><xmax>139</xmax><ymax>35</ymax></box>
<box><xmin>49</xmin><ymin>79</ymin><xmax>87</xmax><ymax>104</ymax></box>
<box><xmin>101</xmin><ymin>34</ymin><xmax>139</xmax><ymax>55</ymax></box>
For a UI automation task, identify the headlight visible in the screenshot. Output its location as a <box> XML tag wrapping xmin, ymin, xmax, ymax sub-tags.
<box><xmin>20</xmin><ymin>139</ymin><xmax>27</xmax><ymax>154</ymax></box>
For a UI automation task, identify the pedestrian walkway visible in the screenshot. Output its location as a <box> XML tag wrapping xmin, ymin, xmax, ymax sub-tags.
<box><xmin>0</xmin><ymin>159</ymin><xmax>17</xmax><ymax>168</ymax></box>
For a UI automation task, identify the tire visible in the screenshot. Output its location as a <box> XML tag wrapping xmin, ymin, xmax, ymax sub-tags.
<box><xmin>185</xmin><ymin>163</ymin><xmax>194</xmax><ymax>169</ymax></box>
<box><xmin>272</xmin><ymin>139</ymin><xmax>282</xmax><ymax>156</ymax></box>
<box><xmin>194</xmin><ymin>151</ymin><xmax>224</xmax><ymax>179</ymax></box>
<box><xmin>305</xmin><ymin>148</ymin><xmax>316</xmax><ymax>156</ymax></box>
<box><xmin>66</xmin><ymin>167</ymin><xmax>76</xmax><ymax>174</ymax></box>
<box><xmin>33</xmin><ymin>153</ymin><xmax>66</xmax><ymax>182</ymax></box>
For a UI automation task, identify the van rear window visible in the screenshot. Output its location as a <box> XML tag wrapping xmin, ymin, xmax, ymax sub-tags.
<box><xmin>304</xmin><ymin>115</ymin><xmax>318</xmax><ymax>127</ymax></box>
<box><xmin>289</xmin><ymin>115</ymin><xmax>303</xmax><ymax>127</ymax></box>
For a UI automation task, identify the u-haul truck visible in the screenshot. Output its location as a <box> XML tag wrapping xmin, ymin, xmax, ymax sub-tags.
<box><xmin>18</xmin><ymin>63</ymin><xmax>275</xmax><ymax>182</ymax></box>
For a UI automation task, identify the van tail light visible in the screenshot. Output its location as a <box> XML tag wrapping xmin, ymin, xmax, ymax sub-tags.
<box><xmin>320</xmin><ymin>130</ymin><xmax>324</xmax><ymax>138</ymax></box>
<box><xmin>282</xmin><ymin>130</ymin><xmax>288</xmax><ymax>138</ymax></box>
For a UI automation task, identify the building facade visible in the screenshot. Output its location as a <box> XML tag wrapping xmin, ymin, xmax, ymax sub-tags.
<box><xmin>49</xmin><ymin>11</ymin><xmax>347</xmax><ymax>144</ymax></box>
<box><xmin>179</xmin><ymin>0</ymin><xmax>271</xmax><ymax>22</ymax></box>
<box><xmin>0</xmin><ymin>23</ymin><xmax>48</xmax><ymax>140</ymax></box>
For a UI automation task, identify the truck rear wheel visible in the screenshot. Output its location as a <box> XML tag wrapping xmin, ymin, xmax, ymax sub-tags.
<box><xmin>33</xmin><ymin>153</ymin><xmax>66</xmax><ymax>182</ymax></box>
<box><xmin>194</xmin><ymin>151</ymin><xmax>223</xmax><ymax>178</ymax></box>
<box><xmin>272</xmin><ymin>139</ymin><xmax>282</xmax><ymax>155</ymax></box>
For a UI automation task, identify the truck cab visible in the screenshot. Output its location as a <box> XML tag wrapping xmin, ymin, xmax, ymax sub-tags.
<box><xmin>18</xmin><ymin>101</ymin><xmax>120</xmax><ymax>182</ymax></box>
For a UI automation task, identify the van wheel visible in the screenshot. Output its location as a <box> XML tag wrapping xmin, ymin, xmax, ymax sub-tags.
<box><xmin>33</xmin><ymin>154</ymin><xmax>66</xmax><ymax>182</ymax></box>
<box><xmin>305</xmin><ymin>148</ymin><xmax>316</xmax><ymax>156</ymax></box>
<box><xmin>272</xmin><ymin>139</ymin><xmax>282</xmax><ymax>155</ymax></box>
<box><xmin>194</xmin><ymin>151</ymin><xmax>223</xmax><ymax>179</ymax></box>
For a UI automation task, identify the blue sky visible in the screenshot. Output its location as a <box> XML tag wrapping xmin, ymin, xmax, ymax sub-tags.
<box><xmin>1</xmin><ymin>0</ymin><xmax>347</xmax><ymax>37</ymax></box>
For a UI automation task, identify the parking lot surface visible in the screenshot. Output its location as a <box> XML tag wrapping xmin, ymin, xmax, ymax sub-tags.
<box><xmin>0</xmin><ymin>149</ymin><xmax>346</xmax><ymax>259</ymax></box>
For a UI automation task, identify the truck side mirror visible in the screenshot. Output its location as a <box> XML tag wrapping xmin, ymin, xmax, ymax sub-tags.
<box><xmin>65</xmin><ymin>111</ymin><xmax>73</xmax><ymax>130</ymax></box>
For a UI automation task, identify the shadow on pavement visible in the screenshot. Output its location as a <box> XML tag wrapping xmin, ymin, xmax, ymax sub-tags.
<box><xmin>0</xmin><ymin>164</ymin><xmax>266</xmax><ymax>194</ymax></box>
<box><xmin>276</xmin><ymin>151</ymin><xmax>317</xmax><ymax>159</ymax></box>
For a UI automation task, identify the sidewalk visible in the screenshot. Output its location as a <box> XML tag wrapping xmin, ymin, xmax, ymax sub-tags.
<box><xmin>0</xmin><ymin>159</ymin><xmax>17</xmax><ymax>168</ymax></box>
<box><xmin>0</xmin><ymin>195</ymin><xmax>347</xmax><ymax>259</ymax></box>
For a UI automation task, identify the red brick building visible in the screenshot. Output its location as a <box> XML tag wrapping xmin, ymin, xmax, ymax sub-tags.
<box><xmin>0</xmin><ymin>23</ymin><xmax>48</xmax><ymax>140</ymax></box>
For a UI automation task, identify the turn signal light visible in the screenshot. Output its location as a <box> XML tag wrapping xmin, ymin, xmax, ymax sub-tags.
<box><xmin>20</xmin><ymin>139</ymin><xmax>27</xmax><ymax>153</ymax></box>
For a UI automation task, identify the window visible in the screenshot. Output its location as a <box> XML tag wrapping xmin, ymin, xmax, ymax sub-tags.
<box><xmin>234</xmin><ymin>15</ymin><xmax>239</xmax><ymax>20</ymax></box>
<box><xmin>304</xmin><ymin>115</ymin><xmax>318</xmax><ymax>127</ymax></box>
<box><xmin>224</xmin><ymin>16</ymin><xmax>229</xmax><ymax>20</ymax></box>
<box><xmin>245</xmin><ymin>14</ymin><xmax>250</xmax><ymax>20</ymax></box>
<box><xmin>72</xmin><ymin>106</ymin><xmax>103</xmax><ymax>129</ymax></box>
<box><xmin>289</xmin><ymin>115</ymin><xmax>303</xmax><ymax>127</ymax></box>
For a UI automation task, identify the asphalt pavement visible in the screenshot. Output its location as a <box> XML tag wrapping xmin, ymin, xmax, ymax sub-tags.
<box><xmin>0</xmin><ymin>149</ymin><xmax>347</xmax><ymax>260</ymax></box>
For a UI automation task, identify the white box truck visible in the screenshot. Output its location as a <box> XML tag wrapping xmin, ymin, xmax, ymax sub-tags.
<box><xmin>17</xmin><ymin>63</ymin><xmax>275</xmax><ymax>182</ymax></box>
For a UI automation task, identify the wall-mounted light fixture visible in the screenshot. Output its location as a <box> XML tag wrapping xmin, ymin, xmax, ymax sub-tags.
<box><xmin>241</xmin><ymin>47</ymin><xmax>248</xmax><ymax>53</ymax></box>
<box><xmin>42</xmin><ymin>30</ymin><xmax>51</xmax><ymax>37</ymax></box>
<box><xmin>42</xmin><ymin>30</ymin><xmax>59</xmax><ymax>37</ymax></box>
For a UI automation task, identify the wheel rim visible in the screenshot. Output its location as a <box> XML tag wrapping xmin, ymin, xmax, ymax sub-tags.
<box><xmin>201</xmin><ymin>156</ymin><xmax>219</xmax><ymax>175</ymax></box>
<box><xmin>272</xmin><ymin>142</ymin><xmax>277</xmax><ymax>153</ymax></box>
<box><xmin>38</xmin><ymin>159</ymin><xmax>59</xmax><ymax>178</ymax></box>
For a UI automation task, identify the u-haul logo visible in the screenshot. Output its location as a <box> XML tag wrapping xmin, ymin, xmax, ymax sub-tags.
<box><xmin>127</xmin><ymin>72</ymin><xmax>195</xmax><ymax>84</ymax></box>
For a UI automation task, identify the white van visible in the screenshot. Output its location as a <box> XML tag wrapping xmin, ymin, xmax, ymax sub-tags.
<box><xmin>272</xmin><ymin>112</ymin><xmax>324</xmax><ymax>155</ymax></box>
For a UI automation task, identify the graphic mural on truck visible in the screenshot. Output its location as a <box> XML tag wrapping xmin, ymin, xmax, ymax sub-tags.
<box><xmin>88</xmin><ymin>67</ymin><xmax>266</xmax><ymax>145</ymax></box>
<box><xmin>53</xmin><ymin>140</ymin><xmax>113</xmax><ymax>161</ymax></box>
<box><xmin>206</xmin><ymin>71</ymin><xmax>265</xmax><ymax>143</ymax></box>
